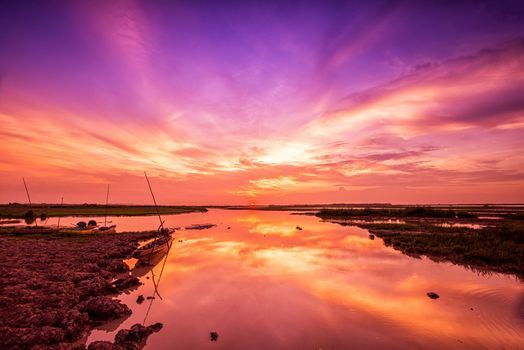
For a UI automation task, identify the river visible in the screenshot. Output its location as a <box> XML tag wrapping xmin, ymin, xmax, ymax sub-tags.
<box><xmin>78</xmin><ymin>209</ymin><xmax>523</xmax><ymax>349</ymax></box>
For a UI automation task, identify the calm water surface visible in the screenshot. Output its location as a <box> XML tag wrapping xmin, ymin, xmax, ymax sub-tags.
<box><xmin>84</xmin><ymin>209</ymin><xmax>523</xmax><ymax>349</ymax></box>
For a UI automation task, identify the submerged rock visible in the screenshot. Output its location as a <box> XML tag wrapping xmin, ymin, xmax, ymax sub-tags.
<box><xmin>136</xmin><ymin>295</ymin><xmax>145</xmax><ymax>304</ymax></box>
<box><xmin>185</xmin><ymin>223</ymin><xmax>216</xmax><ymax>230</ymax></box>
<box><xmin>296</xmin><ymin>226</ymin><xmax>303</xmax><ymax>230</ymax></box>
<box><xmin>210</xmin><ymin>331</ymin><xmax>219</xmax><ymax>341</ymax></box>
<box><xmin>114</xmin><ymin>323</ymin><xmax>163</xmax><ymax>348</ymax></box>
<box><xmin>86</xmin><ymin>323</ymin><xmax>163</xmax><ymax>350</ymax></box>
<box><xmin>369</xmin><ymin>234</ymin><xmax>375</xmax><ymax>240</ymax></box>
<box><xmin>427</xmin><ymin>292</ymin><xmax>440</xmax><ymax>299</ymax></box>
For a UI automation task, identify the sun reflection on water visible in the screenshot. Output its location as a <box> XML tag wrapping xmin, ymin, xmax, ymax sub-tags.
<box><xmin>87</xmin><ymin>209</ymin><xmax>524</xmax><ymax>349</ymax></box>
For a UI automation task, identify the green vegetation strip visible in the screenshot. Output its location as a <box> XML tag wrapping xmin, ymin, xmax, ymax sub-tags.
<box><xmin>373</xmin><ymin>223</ymin><xmax>524</xmax><ymax>279</ymax></box>
<box><xmin>316</xmin><ymin>207</ymin><xmax>477</xmax><ymax>219</ymax></box>
<box><xmin>0</xmin><ymin>204</ymin><xmax>207</xmax><ymax>218</ymax></box>
<box><xmin>358</xmin><ymin>223</ymin><xmax>474</xmax><ymax>234</ymax></box>
<box><xmin>316</xmin><ymin>208</ymin><xmax>524</xmax><ymax>279</ymax></box>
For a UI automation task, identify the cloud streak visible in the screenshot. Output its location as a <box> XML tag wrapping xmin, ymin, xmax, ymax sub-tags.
<box><xmin>0</xmin><ymin>1</ymin><xmax>523</xmax><ymax>203</ymax></box>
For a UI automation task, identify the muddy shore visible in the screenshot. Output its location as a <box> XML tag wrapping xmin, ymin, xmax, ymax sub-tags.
<box><xmin>0</xmin><ymin>231</ymin><xmax>163</xmax><ymax>350</ymax></box>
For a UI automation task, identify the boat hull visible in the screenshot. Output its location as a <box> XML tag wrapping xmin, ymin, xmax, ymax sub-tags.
<box><xmin>133</xmin><ymin>235</ymin><xmax>174</xmax><ymax>260</ymax></box>
<box><xmin>59</xmin><ymin>225</ymin><xmax>117</xmax><ymax>234</ymax></box>
<box><xmin>95</xmin><ymin>225</ymin><xmax>117</xmax><ymax>234</ymax></box>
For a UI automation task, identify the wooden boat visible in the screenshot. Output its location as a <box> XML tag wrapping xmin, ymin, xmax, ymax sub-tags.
<box><xmin>59</xmin><ymin>227</ymin><xmax>97</xmax><ymax>234</ymax></box>
<box><xmin>59</xmin><ymin>221</ymin><xmax>117</xmax><ymax>234</ymax></box>
<box><xmin>92</xmin><ymin>225</ymin><xmax>117</xmax><ymax>234</ymax></box>
<box><xmin>133</xmin><ymin>172</ymin><xmax>175</xmax><ymax>260</ymax></box>
<box><xmin>133</xmin><ymin>234</ymin><xmax>173</xmax><ymax>260</ymax></box>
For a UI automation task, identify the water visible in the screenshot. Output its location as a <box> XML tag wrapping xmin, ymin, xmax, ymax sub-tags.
<box><xmin>435</xmin><ymin>222</ymin><xmax>485</xmax><ymax>229</ymax></box>
<box><xmin>326</xmin><ymin>218</ymin><xmax>406</xmax><ymax>225</ymax></box>
<box><xmin>39</xmin><ymin>212</ymin><xmax>211</xmax><ymax>232</ymax></box>
<box><xmin>86</xmin><ymin>209</ymin><xmax>524</xmax><ymax>349</ymax></box>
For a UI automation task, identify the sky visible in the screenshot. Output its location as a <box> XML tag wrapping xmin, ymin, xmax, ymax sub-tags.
<box><xmin>1</xmin><ymin>0</ymin><xmax>524</xmax><ymax>205</ymax></box>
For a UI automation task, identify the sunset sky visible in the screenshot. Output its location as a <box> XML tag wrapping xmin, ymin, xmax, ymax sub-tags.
<box><xmin>1</xmin><ymin>0</ymin><xmax>524</xmax><ymax>204</ymax></box>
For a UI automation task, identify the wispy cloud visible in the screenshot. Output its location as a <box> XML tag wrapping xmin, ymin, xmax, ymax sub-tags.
<box><xmin>1</xmin><ymin>2</ymin><xmax>523</xmax><ymax>203</ymax></box>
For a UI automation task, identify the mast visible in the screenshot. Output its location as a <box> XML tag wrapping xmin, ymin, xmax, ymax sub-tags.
<box><xmin>22</xmin><ymin>177</ymin><xmax>32</xmax><ymax>209</ymax></box>
<box><xmin>22</xmin><ymin>177</ymin><xmax>36</xmax><ymax>226</ymax></box>
<box><xmin>144</xmin><ymin>171</ymin><xmax>165</xmax><ymax>232</ymax></box>
<box><xmin>57</xmin><ymin>197</ymin><xmax>63</xmax><ymax>230</ymax></box>
<box><xmin>104</xmin><ymin>184</ymin><xmax>109</xmax><ymax>227</ymax></box>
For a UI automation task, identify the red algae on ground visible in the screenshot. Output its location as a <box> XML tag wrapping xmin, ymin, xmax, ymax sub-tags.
<box><xmin>0</xmin><ymin>231</ymin><xmax>160</xmax><ymax>349</ymax></box>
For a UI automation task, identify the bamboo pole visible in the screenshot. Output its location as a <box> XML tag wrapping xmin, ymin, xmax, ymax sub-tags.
<box><xmin>143</xmin><ymin>240</ymin><xmax>173</xmax><ymax>324</ymax></box>
<box><xmin>57</xmin><ymin>197</ymin><xmax>63</xmax><ymax>230</ymax></box>
<box><xmin>22</xmin><ymin>178</ymin><xmax>36</xmax><ymax>226</ymax></box>
<box><xmin>104</xmin><ymin>184</ymin><xmax>109</xmax><ymax>227</ymax></box>
<box><xmin>144</xmin><ymin>171</ymin><xmax>165</xmax><ymax>232</ymax></box>
<box><xmin>22</xmin><ymin>178</ymin><xmax>32</xmax><ymax>209</ymax></box>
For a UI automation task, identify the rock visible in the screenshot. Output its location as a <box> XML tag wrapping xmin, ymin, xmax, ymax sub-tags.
<box><xmin>61</xmin><ymin>309</ymin><xmax>90</xmax><ymax>340</ymax></box>
<box><xmin>427</xmin><ymin>292</ymin><xmax>440</xmax><ymax>299</ymax></box>
<box><xmin>114</xmin><ymin>323</ymin><xmax>163</xmax><ymax>348</ymax></box>
<box><xmin>146</xmin><ymin>296</ymin><xmax>155</xmax><ymax>300</ymax></box>
<box><xmin>78</xmin><ymin>276</ymin><xmax>114</xmax><ymax>298</ymax></box>
<box><xmin>185</xmin><ymin>224</ymin><xmax>216</xmax><ymax>230</ymax></box>
<box><xmin>296</xmin><ymin>226</ymin><xmax>303</xmax><ymax>230</ymax></box>
<box><xmin>149</xmin><ymin>323</ymin><xmax>163</xmax><ymax>332</ymax></box>
<box><xmin>0</xmin><ymin>231</ymin><xmax>161</xmax><ymax>349</ymax></box>
<box><xmin>136</xmin><ymin>295</ymin><xmax>145</xmax><ymax>304</ymax></box>
<box><xmin>107</xmin><ymin>260</ymin><xmax>129</xmax><ymax>273</ymax></box>
<box><xmin>87</xmin><ymin>341</ymin><xmax>113</xmax><ymax>350</ymax></box>
<box><xmin>210</xmin><ymin>331</ymin><xmax>219</xmax><ymax>341</ymax></box>
<box><xmin>112</xmin><ymin>276</ymin><xmax>142</xmax><ymax>291</ymax></box>
<box><xmin>33</xmin><ymin>343</ymin><xmax>87</xmax><ymax>350</ymax></box>
<box><xmin>40</xmin><ymin>326</ymin><xmax>66</xmax><ymax>344</ymax></box>
<box><xmin>79</xmin><ymin>297</ymin><xmax>131</xmax><ymax>321</ymax></box>
<box><xmin>369</xmin><ymin>234</ymin><xmax>375</xmax><ymax>240</ymax></box>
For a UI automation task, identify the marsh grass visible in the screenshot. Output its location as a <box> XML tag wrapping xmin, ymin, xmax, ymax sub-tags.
<box><xmin>369</xmin><ymin>223</ymin><xmax>524</xmax><ymax>279</ymax></box>
<box><xmin>359</xmin><ymin>222</ymin><xmax>474</xmax><ymax>234</ymax></box>
<box><xmin>319</xmin><ymin>206</ymin><xmax>524</xmax><ymax>279</ymax></box>
<box><xmin>316</xmin><ymin>207</ymin><xmax>477</xmax><ymax>219</ymax></box>
<box><xmin>505</xmin><ymin>213</ymin><xmax>524</xmax><ymax>220</ymax></box>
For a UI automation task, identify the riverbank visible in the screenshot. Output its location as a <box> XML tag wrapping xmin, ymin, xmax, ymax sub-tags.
<box><xmin>316</xmin><ymin>209</ymin><xmax>524</xmax><ymax>280</ymax></box>
<box><xmin>0</xmin><ymin>204</ymin><xmax>207</xmax><ymax>219</ymax></box>
<box><xmin>0</xmin><ymin>231</ymin><xmax>163</xmax><ymax>349</ymax></box>
<box><xmin>366</xmin><ymin>222</ymin><xmax>524</xmax><ymax>280</ymax></box>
